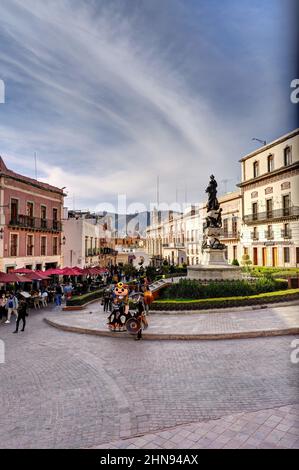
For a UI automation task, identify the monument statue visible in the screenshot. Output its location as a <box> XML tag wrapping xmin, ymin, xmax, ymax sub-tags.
<box><xmin>187</xmin><ymin>174</ymin><xmax>242</xmax><ymax>279</ymax></box>
<box><xmin>202</xmin><ymin>175</ymin><xmax>225</xmax><ymax>251</ymax></box>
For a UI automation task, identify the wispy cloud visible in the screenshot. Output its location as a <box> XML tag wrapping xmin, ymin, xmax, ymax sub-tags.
<box><xmin>0</xmin><ymin>0</ymin><xmax>296</xmax><ymax>210</ymax></box>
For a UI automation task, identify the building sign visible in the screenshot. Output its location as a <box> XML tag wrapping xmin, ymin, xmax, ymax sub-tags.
<box><xmin>281</xmin><ymin>181</ymin><xmax>291</xmax><ymax>190</ymax></box>
<box><xmin>251</xmin><ymin>191</ymin><xmax>258</xmax><ymax>198</ymax></box>
<box><xmin>265</xmin><ymin>187</ymin><xmax>273</xmax><ymax>195</ymax></box>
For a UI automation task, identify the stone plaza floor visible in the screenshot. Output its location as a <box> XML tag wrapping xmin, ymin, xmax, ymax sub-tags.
<box><xmin>0</xmin><ymin>301</ymin><xmax>298</xmax><ymax>448</ymax></box>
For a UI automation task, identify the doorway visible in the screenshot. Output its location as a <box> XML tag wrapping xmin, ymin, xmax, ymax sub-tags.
<box><xmin>262</xmin><ymin>247</ymin><xmax>267</xmax><ymax>267</ymax></box>
<box><xmin>253</xmin><ymin>247</ymin><xmax>258</xmax><ymax>266</ymax></box>
<box><xmin>272</xmin><ymin>247</ymin><xmax>278</xmax><ymax>267</ymax></box>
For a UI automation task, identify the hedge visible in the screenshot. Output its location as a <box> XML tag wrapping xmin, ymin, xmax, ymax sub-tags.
<box><xmin>151</xmin><ymin>288</ymin><xmax>299</xmax><ymax>311</ymax></box>
<box><xmin>66</xmin><ymin>288</ymin><xmax>105</xmax><ymax>306</ymax></box>
<box><xmin>160</xmin><ymin>278</ymin><xmax>288</xmax><ymax>300</ymax></box>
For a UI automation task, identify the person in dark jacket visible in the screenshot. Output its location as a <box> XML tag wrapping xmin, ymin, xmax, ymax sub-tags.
<box><xmin>13</xmin><ymin>299</ymin><xmax>28</xmax><ymax>333</ymax></box>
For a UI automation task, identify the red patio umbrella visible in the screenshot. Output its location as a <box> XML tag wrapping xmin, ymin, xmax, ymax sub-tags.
<box><xmin>0</xmin><ymin>272</ymin><xmax>33</xmax><ymax>283</ymax></box>
<box><xmin>62</xmin><ymin>267</ymin><xmax>83</xmax><ymax>276</ymax></box>
<box><xmin>23</xmin><ymin>272</ymin><xmax>51</xmax><ymax>281</ymax></box>
<box><xmin>44</xmin><ymin>268</ymin><xmax>64</xmax><ymax>275</ymax></box>
<box><xmin>35</xmin><ymin>271</ymin><xmax>51</xmax><ymax>279</ymax></box>
<box><xmin>13</xmin><ymin>268</ymin><xmax>34</xmax><ymax>274</ymax></box>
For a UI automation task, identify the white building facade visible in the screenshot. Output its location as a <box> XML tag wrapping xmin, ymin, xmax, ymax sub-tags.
<box><xmin>239</xmin><ymin>128</ymin><xmax>299</xmax><ymax>267</ymax></box>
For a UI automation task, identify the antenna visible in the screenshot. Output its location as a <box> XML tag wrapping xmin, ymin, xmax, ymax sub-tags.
<box><xmin>252</xmin><ymin>137</ymin><xmax>266</xmax><ymax>146</ymax></box>
<box><xmin>34</xmin><ymin>152</ymin><xmax>37</xmax><ymax>179</ymax></box>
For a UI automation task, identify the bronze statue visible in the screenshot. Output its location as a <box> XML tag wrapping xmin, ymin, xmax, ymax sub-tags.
<box><xmin>205</xmin><ymin>175</ymin><xmax>219</xmax><ymax>211</ymax></box>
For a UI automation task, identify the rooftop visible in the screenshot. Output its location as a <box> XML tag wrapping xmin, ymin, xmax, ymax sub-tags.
<box><xmin>0</xmin><ymin>156</ymin><xmax>65</xmax><ymax>195</ymax></box>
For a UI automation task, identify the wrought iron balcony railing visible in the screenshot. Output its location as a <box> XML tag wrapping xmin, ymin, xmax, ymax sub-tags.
<box><xmin>9</xmin><ymin>215</ymin><xmax>62</xmax><ymax>232</ymax></box>
<box><xmin>281</xmin><ymin>229</ymin><xmax>292</xmax><ymax>239</ymax></box>
<box><xmin>265</xmin><ymin>230</ymin><xmax>274</xmax><ymax>240</ymax></box>
<box><xmin>243</xmin><ymin>206</ymin><xmax>299</xmax><ymax>224</ymax></box>
<box><xmin>251</xmin><ymin>232</ymin><xmax>259</xmax><ymax>240</ymax></box>
<box><xmin>220</xmin><ymin>231</ymin><xmax>240</xmax><ymax>239</ymax></box>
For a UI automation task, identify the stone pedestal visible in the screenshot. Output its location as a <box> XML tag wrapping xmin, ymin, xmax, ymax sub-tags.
<box><xmin>201</xmin><ymin>248</ymin><xmax>227</xmax><ymax>266</ymax></box>
<box><xmin>187</xmin><ymin>249</ymin><xmax>242</xmax><ymax>281</ymax></box>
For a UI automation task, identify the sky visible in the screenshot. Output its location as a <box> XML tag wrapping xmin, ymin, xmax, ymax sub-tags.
<box><xmin>0</xmin><ymin>0</ymin><xmax>298</xmax><ymax>213</ymax></box>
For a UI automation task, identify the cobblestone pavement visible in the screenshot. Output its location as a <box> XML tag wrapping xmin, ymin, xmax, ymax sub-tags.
<box><xmin>0</xmin><ymin>304</ymin><xmax>298</xmax><ymax>448</ymax></box>
<box><xmin>94</xmin><ymin>404</ymin><xmax>299</xmax><ymax>449</ymax></box>
<box><xmin>47</xmin><ymin>303</ymin><xmax>299</xmax><ymax>339</ymax></box>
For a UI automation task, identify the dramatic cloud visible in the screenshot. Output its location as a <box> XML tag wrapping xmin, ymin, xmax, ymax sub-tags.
<box><xmin>0</xmin><ymin>0</ymin><xmax>297</xmax><ymax>211</ymax></box>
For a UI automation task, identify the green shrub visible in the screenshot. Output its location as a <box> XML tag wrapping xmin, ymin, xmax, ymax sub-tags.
<box><xmin>231</xmin><ymin>259</ymin><xmax>239</xmax><ymax>266</ymax></box>
<box><xmin>151</xmin><ymin>288</ymin><xmax>299</xmax><ymax>310</ymax></box>
<box><xmin>159</xmin><ymin>278</ymin><xmax>287</xmax><ymax>300</ymax></box>
<box><xmin>66</xmin><ymin>288</ymin><xmax>104</xmax><ymax>306</ymax></box>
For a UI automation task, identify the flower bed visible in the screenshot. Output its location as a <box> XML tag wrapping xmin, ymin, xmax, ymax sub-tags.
<box><xmin>151</xmin><ymin>288</ymin><xmax>299</xmax><ymax>311</ymax></box>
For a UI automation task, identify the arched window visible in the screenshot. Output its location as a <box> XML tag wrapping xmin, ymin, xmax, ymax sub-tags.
<box><xmin>253</xmin><ymin>161</ymin><xmax>259</xmax><ymax>178</ymax></box>
<box><xmin>267</xmin><ymin>154</ymin><xmax>274</xmax><ymax>172</ymax></box>
<box><xmin>284</xmin><ymin>147</ymin><xmax>292</xmax><ymax>166</ymax></box>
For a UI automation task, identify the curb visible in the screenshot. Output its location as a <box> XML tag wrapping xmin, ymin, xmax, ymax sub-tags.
<box><xmin>44</xmin><ymin>318</ymin><xmax>299</xmax><ymax>341</ymax></box>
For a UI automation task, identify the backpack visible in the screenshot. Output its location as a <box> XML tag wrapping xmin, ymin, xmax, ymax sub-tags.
<box><xmin>8</xmin><ymin>300</ymin><xmax>14</xmax><ymax>309</ymax></box>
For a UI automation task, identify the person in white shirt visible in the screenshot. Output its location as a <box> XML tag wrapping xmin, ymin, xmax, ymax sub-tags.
<box><xmin>5</xmin><ymin>294</ymin><xmax>18</xmax><ymax>323</ymax></box>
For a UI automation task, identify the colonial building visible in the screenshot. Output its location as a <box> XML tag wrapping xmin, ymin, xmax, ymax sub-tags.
<box><xmin>239</xmin><ymin>128</ymin><xmax>299</xmax><ymax>267</ymax></box>
<box><xmin>146</xmin><ymin>192</ymin><xmax>242</xmax><ymax>267</ymax></box>
<box><xmin>113</xmin><ymin>236</ymin><xmax>149</xmax><ymax>267</ymax></box>
<box><xmin>62</xmin><ymin>210</ymin><xmax>116</xmax><ymax>268</ymax></box>
<box><xmin>0</xmin><ymin>157</ymin><xmax>64</xmax><ymax>272</ymax></box>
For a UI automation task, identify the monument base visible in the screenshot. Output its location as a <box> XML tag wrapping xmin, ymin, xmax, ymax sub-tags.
<box><xmin>187</xmin><ymin>249</ymin><xmax>242</xmax><ymax>281</ymax></box>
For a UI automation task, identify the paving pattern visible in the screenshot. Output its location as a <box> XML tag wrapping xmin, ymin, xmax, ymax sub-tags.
<box><xmin>0</xmin><ymin>303</ymin><xmax>298</xmax><ymax>448</ymax></box>
<box><xmin>94</xmin><ymin>404</ymin><xmax>299</xmax><ymax>449</ymax></box>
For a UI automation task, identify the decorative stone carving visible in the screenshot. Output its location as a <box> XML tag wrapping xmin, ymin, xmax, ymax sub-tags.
<box><xmin>265</xmin><ymin>187</ymin><xmax>273</xmax><ymax>194</ymax></box>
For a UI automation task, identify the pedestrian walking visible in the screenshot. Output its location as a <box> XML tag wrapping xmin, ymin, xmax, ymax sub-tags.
<box><xmin>0</xmin><ymin>293</ymin><xmax>7</xmax><ymax>322</ymax></box>
<box><xmin>5</xmin><ymin>293</ymin><xmax>18</xmax><ymax>323</ymax></box>
<box><xmin>103</xmin><ymin>289</ymin><xmax>110</xmax><ymax>312</ymax></box>
<box><xmin>13</xmin><ymin>299</ymin><xmax>28</xmax><ymax>333</ymax></box>
<box><xmin>55</xmin><ymin>284</ymin><xmax>63</xmax><ymax>306</ymax></box>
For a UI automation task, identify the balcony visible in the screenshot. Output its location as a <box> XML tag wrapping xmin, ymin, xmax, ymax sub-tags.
<box><xmin>265</xmin><ymin>230</ymin><xmax>274</xmax><ymax>240</ymax></box>
<box><xmin>162</xmin><ymin>242</ymin><xmax>185</xmax><ymax>249</ymax></box>
<box><xmin>243</xmin><ymin>206</ymin><xmax>299</xmax><ymax>225</ymax></box>
<box><xmin>9</xmin><ymin>215</ymin><xmax>62</xmax><ymax>232</ymax></box>
<box><xmin>220</xmin><ymin>231</ymin><xmax>240</xmax><ymax>240</ymax></box>
<box><xmin>281</xmin><ymin>228</ymin><xmax>292</xmax><ymax>239</ymax></box>
<box><xmin>250</xmin><ymin>232</ymin><xmax>259</xmax><ymax>241</ymax></box>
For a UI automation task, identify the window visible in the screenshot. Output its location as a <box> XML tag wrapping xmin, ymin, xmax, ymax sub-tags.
<box><xmin>41</xmin><ymin>236</ymin><xmax>47</xmax><ymax>256</ymax></box>
<box><xmin>27</xmin><ymin>202</ymin><xmax>34</xmax><ymax>217</ymax></box>
<box><xmin>266</xmin><ymin>225</ymin><xmax>273</xmax><ymax>240</ymax></box>
<box><xmin>267</xmin><ymin>154</ymin><xmax>274</xmax><ymax>172</ymax></box>
<box><xmin>27</xmin><ymin>235</ymin><xmax>34</xmax><ymax>256</ymax></box>
<box><xmin>53</xmin><ymin>208</ymin><xmax>58</xmax><ymax>230</ymax></box>
<box><xmin>266</xmin><ymin>199</ymin><xmax>273</xmax><ymax>219</ymax></box>
<box><xmin>284</xmin><ymin>147</ymin><xmax>292</xmax><ymax>166</ymax></box>
<box><xmin>253</xmin><ymin>161</ymin><xmax>259</xmax><ymax>178</ymax></box>
<box><xmin>283</xmin><ymin>223</ymin><xmax>290</xmax><ymax>238</ymax></box>
<box><xmin>53</xmin><ymin>237</ymin><xmax>58</xmax><ymax>256</ymax></box>
<box><xmin>41</xmin><ymin>206</ymin><xmax>47</xmax><ymax>228</ymax></box>
<box><xmin>223</xmin><ymin>219</ymin><xmax>228</xmax><ymax>236</ymax></box>
<box><xmin>232</xmin><ymin>217</ymin><xmax>238</xmax><ymax>236</ymax></box>
<box><xmin>284</xmin><ymin>247</ymin><xmax>290</xmax><ymax>263</ymax></box>
<box><xmin>296</xmin><ymin>247</ymin><xmax>299</xmax><ymax>265</ymax></box>
<box><xmin>10</xmin><ymin>234</ymin><xmax>18</xmax><ymax>256</ymax></box>
<box><xmin>282</xmin><ymin>194</ymin><xmax>290</xmax><ymax>216</ymax></box>
<box><xmin>11</xmin><ymin>199</ymin><xmax>18</xmax><ymax>222</ymax></box>
<box><xmin>252</xmin><ymin>202</ymin><xmax>258</xmax><ymax>220</ymax></box>
<box><xmin>253</xmin><ymin>227</ymin><xmax>258</xmax><ymax>240</ymax></box>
